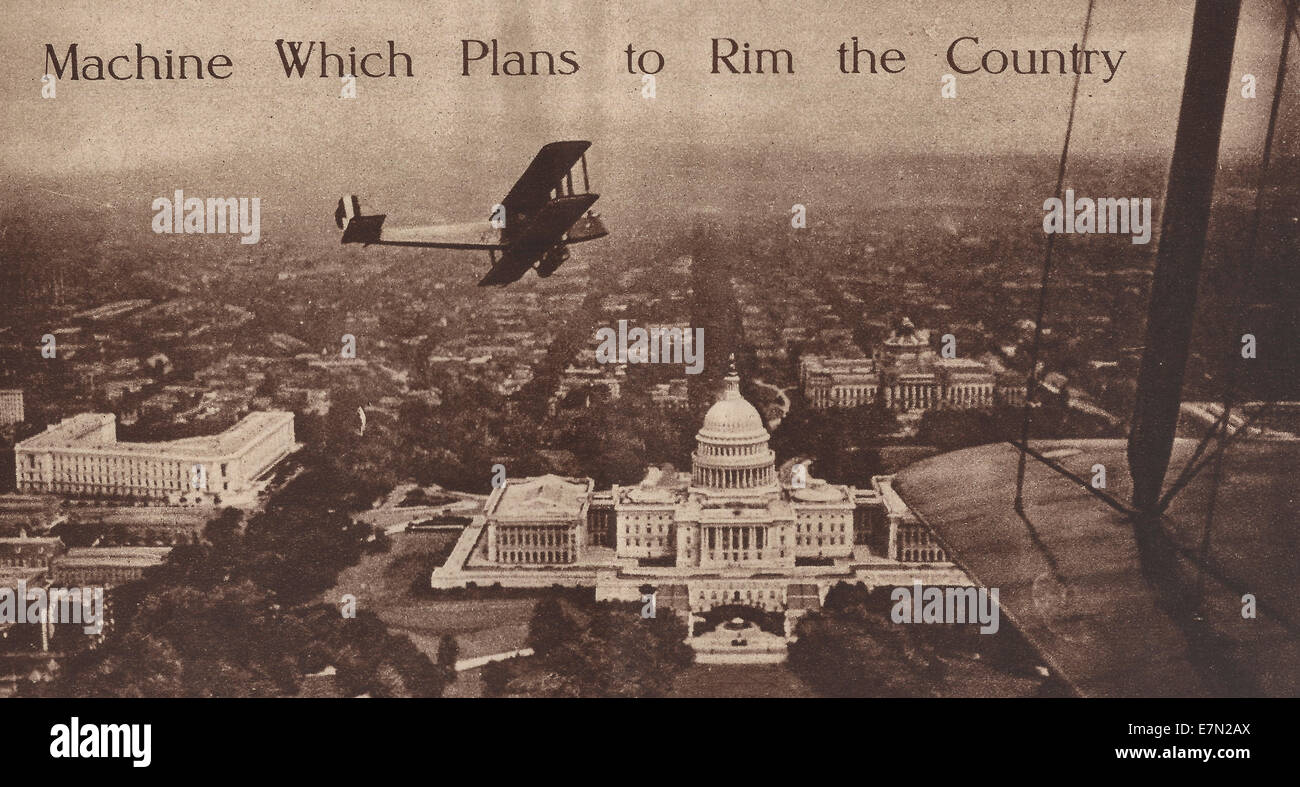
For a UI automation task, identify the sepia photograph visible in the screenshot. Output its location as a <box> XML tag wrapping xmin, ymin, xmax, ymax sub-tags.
<box><xmin>0</xmin><ymin>0</ymin><xmax>1295</xmax><ymax>771</ymax></box>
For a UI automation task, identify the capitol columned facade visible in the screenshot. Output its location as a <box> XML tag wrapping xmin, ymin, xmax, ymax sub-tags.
<box><xmin>438</xmin><ymin>360</ymin><xmax>967</xmax><ymax>622</ymax></box>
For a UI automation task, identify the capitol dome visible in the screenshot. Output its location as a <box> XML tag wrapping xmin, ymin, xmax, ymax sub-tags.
<box><xmin>692</xmin><ymin>357</ymin><xmax>777</xmax><ymax>494</ymax></box>
<box><xmin>698</xmin><ymin>383</ymin><xmax>768</xmax><ymax>442</ymax></box>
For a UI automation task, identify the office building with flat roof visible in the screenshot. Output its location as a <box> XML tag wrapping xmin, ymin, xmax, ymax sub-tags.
<box><xmin>15</xmin><ymin>411</ymin><xmax>297</xmax><ymax>505</ymax></box>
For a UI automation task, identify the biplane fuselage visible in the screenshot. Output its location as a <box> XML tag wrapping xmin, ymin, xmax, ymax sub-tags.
<box><xmin>335</xmin><ymin>141</ymin><xmax>608</xmax><ymax>286</ymax></box>
<box><xmin>356</xmin><ymin>195</ymin><xmax>608</xmax><ymax>250</ymax></box>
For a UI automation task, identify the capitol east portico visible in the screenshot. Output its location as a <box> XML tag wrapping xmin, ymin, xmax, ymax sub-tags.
<box><xmin>432</xmin><ymin>361</ymin><xmax>970</xmax><ymax>626</ymax></box>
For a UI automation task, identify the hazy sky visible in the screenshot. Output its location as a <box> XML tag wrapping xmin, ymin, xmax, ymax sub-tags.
<box><xmin>1</xmin><ymin>0</ymin><xmax>1293</xmax><ymax>182</ymax></box>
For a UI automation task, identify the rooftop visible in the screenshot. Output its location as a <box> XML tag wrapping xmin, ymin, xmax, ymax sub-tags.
<box><xmin>489</xmin><ymin>475</ymin><xmax>593</xmax><ymax>521</ymax></box>
<box><xmin>55</xmin><ymin>546</ymin><xmax>172</xmax><ymax>568</ymax></box>
<box><xmin>18</xmin><ymin>411</ymin><xmax>293</xmax><ymax>460</ymax></box>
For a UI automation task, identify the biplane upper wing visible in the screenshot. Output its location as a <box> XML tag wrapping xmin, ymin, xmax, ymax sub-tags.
<box><xmin>500</xmin><ymin>140</ymin><xmax>592</xmax><ymax>214</ymax></box>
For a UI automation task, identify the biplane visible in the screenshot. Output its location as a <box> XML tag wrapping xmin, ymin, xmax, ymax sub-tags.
<box><xmin>334</xmin><ymin>140</ymin><xmax>608</xmax><ymax>286</ymax></box>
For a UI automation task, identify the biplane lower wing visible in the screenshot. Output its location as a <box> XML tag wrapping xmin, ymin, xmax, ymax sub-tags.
<box><xmin>511</xmin><ymin>193</ymin><xmax>599</xmax><ymax>247</ymax></box>
<box><xmin>475</xmin><ymin>193</ymin><xmax>601</xmax><ymax>286</ymax></box>
<box><xmin>476</xmin><ymin>248</ymin><xmax>537</xmax><ymax>286</ymax></box>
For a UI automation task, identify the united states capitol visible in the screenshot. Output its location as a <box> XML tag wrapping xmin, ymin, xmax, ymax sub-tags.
<box><xmin>433</xmin><ymin>357</ymin><xmax>971</xmax><ymax>640</ymax></box>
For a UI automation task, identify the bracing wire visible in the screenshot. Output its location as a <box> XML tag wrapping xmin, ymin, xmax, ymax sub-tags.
<box><xmin>1012</xmin><ymin>0</ymin><xmax>1096</xmax><ymax>512</ymax></box>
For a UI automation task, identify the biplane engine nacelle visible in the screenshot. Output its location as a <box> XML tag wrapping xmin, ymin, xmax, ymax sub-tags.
<box><xmin>535</xmin><ymin>244</ymin><xmax>569</xmax><ymax>278</ymax></box>
<box><xmin>567</xmin><ymin>210</ymin><xmax>608</xmax><ymax>244</ymax></box>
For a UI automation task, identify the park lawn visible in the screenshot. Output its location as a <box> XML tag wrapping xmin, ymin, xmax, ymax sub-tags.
<box><xmin>327</xmin><ymin>531</ymin><xmax>540</xmax><ymax>663</ymax></box>
<box><xmin>669</xmin><ymin>663</ymin><xmax>819</xmax><ymax>698</ymax></box>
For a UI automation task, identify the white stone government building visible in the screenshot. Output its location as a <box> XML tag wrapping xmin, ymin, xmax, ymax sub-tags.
<box><xmin>14</xmin><ymin>411</ymin><xmax>298</xmax><ymax>506</ymax></box>
<box><xmin>433</xmin><ymin>363</ymin><xmax>968</xmax><ymax>621</ymax></box>
<box><xmin>800</xmin><ymin>318</ymin><xmax>999</xmax><ymax>412</ymax></box>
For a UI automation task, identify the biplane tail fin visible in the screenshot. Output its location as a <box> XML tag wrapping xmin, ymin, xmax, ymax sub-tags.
<box><xmin>334</xmin><ymin>195</ymin><xmax>359</xmax><ymax>229</ymax></box>
<box><xmin>335</xmin><ymin>195</ymin><xmax>386</xmax><ymax>244</ymax></box>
